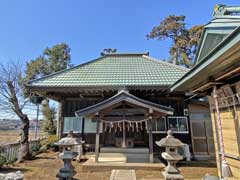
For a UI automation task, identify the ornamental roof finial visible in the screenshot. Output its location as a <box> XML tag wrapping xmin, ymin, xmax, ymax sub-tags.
<box><xmin>213</xmin><ymin>4</ymin><xmax>240</xmax><ymax>18</ymax></box>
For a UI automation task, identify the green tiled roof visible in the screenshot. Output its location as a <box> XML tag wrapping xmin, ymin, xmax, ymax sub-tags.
<box><xmin>27</xmin><ymin>53</ymin><xmax>188</xmax><ymax>88</ymax></box>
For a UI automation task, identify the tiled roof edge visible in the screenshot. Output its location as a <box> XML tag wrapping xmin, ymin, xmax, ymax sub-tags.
<box><xmin>142</xmin><ymin>55</ymin><xmax>190</xmax><ymax>72</ymax></box>
<box><xmin>26</xmin><ymin>55</ymin><xmax>105</xmax><ymax>86</ymax></box>
<box><xmin>103</xmin><ymin>52</ymin><xmax>150</xmax><ymax>56</ymax></box>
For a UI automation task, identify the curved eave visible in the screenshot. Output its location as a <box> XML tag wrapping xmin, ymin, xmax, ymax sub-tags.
<box><xmin>25</xmin><ymin>84</ymin><xmax>170</xmax><ymax>93</ymax></box>
<box><xmin>75</xmin><ymin>90</ymin><xmax>173</xmax><ymax>117</ymax></box>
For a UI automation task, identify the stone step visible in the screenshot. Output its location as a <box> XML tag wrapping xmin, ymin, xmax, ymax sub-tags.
<box><xmin>99</xmin><ymin>152</ymin><xmax>150</xmax><ymax>163</ymax></box>
<box><xmin>100</xmin><ymin>147</ymin><xmax>149</xmax><ymax>154</ymax></box>
<box><xmin>110</xmin><ymin>170</ymin><xmax>136</xmax><ymax>180</ymax></box>
<box><xmin>82</xmin><ymin>160</ymin><xmax>165</xmax><ymax>172</ymax></box>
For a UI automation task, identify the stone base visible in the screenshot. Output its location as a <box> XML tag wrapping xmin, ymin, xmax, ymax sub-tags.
<box><xmin>162</xmin><ymin>171</ymin><xmax>184</xmax><ymax>180</ymax></box>
<box><xmin>0</xmin><ymin>171</ymin><xmax>23</xmax><ymax>180</ymax></box>
<box><xmin>57</xmin><ymin>168</ymin><xmax>76</xmax><ymax>180</ymax></box>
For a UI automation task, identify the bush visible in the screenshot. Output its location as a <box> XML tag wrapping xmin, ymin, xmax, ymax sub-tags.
<box><xmin>0</xmin><ymin>155</ymin><xmax>6</xmax><ymax>168</ymax></box>
<box><xmin>6</xmin><ymin>157</ymin><xmax>17</xmax><ymax>166</ymax></box>
<box><xmin>0</xmin><ymin>147</ymin><xmax>6</xmax><ymax>168</ymax></box>
<box><xmin>40</xmin><ymin>135</ymin><xmax>59</xmax><ymax>151</ymax></box>
<box><xmin>31</xmin><ymin>142</ymin><xmax>41</xmax><ymax>156</ymax></box>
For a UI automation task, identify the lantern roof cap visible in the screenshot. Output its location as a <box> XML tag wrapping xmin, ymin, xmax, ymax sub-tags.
<box><xmin>156</xmin><ymin>130</ymin><xmax>184</xmax><ymax>147</ymax></box>
<box><xmin>55</xmin><ymin>131</ymin><xmax>79</xmax><ymax>146</ymax></box>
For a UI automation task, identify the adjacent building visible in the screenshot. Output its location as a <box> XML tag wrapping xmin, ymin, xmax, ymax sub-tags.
<box><xmin>171</xmin><ymin>5</ymin><xmax>240</xmax><ymax>179</ymax></box>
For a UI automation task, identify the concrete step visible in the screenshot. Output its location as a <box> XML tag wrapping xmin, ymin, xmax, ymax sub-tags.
<box><xmin>126</xmin><ymin>153</ymin><xmax>149</xmax><ymax>163</ymax></box>
<box><xmin>110</xmin><ymin>170</ymin><xmax>136</xmax><ymax>180</ymax></box>
<box><xmin>99</xmin><ymin>153</ymin><xmax>127</xmax><ymax>163</ymax></box>
<box><xmin>99</xmin><ymin>152</ymin><xmax>150</xmax><ymax>163</ymax></box>
<box><xmin>82</xmin><ymin>161</ymin><xmax>165</xmax><ymax>172</ymax></box>
<box><xmin>100</xmin><ymin>147</ymin><xmax>149</xmax><ymax>154</ymax></box>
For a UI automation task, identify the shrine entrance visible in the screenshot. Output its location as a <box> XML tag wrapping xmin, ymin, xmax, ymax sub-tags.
<box><xmin>101</xmin><ymin>103</ymin><xmax>150</xmax><ymax>148</ymax></box>
<box><xmin>75</xmin><ymin>89</ymin><xmax>174</xmax><ymax>163</ymax></box>
<box><xmin>102</xmin><ymin>120</ymin><xmax>148</xmax><ymax>148</ymax></box>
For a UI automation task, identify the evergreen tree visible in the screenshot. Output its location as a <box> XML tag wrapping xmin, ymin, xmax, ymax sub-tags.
<box><xmin>147</xmin><ymin>15</ymin><xmax>203</xmax><ymax>68</ymax></box>
<box><xmin>23</xmin><ymin>43</ymin><xmax>71</xmax><ymax>134</ymax></box>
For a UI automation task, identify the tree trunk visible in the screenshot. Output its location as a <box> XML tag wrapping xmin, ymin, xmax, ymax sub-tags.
<box><xmin>42</xmin><ymin>99</ymin><xmax>56</xmax><ymax>134</ymax></box>
<box><xmin>6</xmin><ymin>81</ymin><xmax>31</xmax><ymax>162</ymax></box>
<box><xmin>18</xmin><ymin>114</ymin><xmax>31</xmax><ymax>162</ymax></box>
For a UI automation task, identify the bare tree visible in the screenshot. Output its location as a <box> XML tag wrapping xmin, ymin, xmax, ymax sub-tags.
<box><xmin>0</xmin><ymin>61</ymin><xmax>31</xmax><ymax>162</ymax></box>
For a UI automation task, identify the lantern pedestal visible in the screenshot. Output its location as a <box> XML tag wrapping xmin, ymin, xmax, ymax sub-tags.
<box><xmin>156</xmin><ymin>130</ymin><xmax>184</xmax><ymax>180</ymax></box>
<box><xmin>57</xmin><ymin>150</ymin><xmax>78</xmax><ymax>180</ymax></box>
<box><xmin>162</xmin><ymin>152</ymin><xmax>183</xmax><ymax>180</ymax></box>
<box><xmin>55</xmin><ymin>131</ymin><xmax>79</xmax><ymax>180</ymax></box>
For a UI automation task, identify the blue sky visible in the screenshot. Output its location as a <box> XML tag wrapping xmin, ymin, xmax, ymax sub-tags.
<box><xmin>0</xmin><ymin>0</ymin><xmax>238</xmax><ymax>120</ymax></box>
<box><xmin>0</xmin><ymin>0</ymin><xmax>237</xmax><ymax>65</ymax></box>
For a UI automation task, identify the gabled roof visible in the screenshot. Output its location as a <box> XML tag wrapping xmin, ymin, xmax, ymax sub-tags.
<box><xmin>75</xmin><ymin>89</ymin><xmax>174</xmax><ymax>117</ymax></box>
<box><xmin>26</xmin><ymin>53</ymin><xmax>188</xmax><ymax>90</ymax></box>
<box><xmin>194</xmin><ymin>17</ymin><xmax>240</xmax><ymax>64</ymax></box>
<box><xmin>171</xmin><ymin>6</ymin><xmax>240</xmax><ymax>93</ymax></box>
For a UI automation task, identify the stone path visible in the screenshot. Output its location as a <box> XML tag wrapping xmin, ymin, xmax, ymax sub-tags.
<box><xmin>110</xmin><ymin>169</ymin><xmax>136</xmax><ymax>180</ymax></box>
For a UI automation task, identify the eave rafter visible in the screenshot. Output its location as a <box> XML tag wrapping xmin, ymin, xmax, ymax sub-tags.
<box><xmin>75</xmin><ymin>89</ymin><xmax>173</xmax><ymax>120</ymax></box>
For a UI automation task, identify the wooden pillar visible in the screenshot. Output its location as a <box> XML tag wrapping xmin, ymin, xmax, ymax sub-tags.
<box><xmin>81</xmin><ymin>117</ymin><xmax>85</xmax><ymax>141</ymax></box>
<box><xmin>57</xmin><ymin>99</ymin><xmax>64</xmax><ymax>138</ymax></box>
<box><xmin>95</xmin><ymin>118</ymin><xmax>100</xmax><ymax>163</ymax></box>
<box><xmin>122</xmin><ymin>102</ymin><xmax>126</xmax><ymax>148</ymax></box>
<box><xmin>148</xmin><ymin>116</ymin><xmax>154</xmax><ymax>163</ymax></box>
<box><xmin>122</xmin><ymin>121</ymin><xmax>126</xmax><ymax>148</ymax></box>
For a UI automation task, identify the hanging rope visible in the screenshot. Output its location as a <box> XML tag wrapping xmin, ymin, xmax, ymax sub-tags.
<box><xmin>127</xmin><ymin>122</ymin><xmax>130</xmax><ymax>131</ymax></box>
<box><xmin>99</xmin><ymin>117</ymin><xmax>152</xmax><ymax>133</ymax></box>
<box><xmin>140</xmin><ymin>121</ymin><xmax>143</xmax><ymax>130</ymax></box>
<box><xmin>98</xmin><ymin>117</ymin><xmax>150</xmax><ymax>124</ymax></box>
<box><xmin>212</xmin><ymin>86</ymin><xmax>232</xmax><ymax>178</ymax></box>
<box><xmin>119</xmin><ymin>122</ymin><xmax>122</xmax><ymax>132</ymax></box>
<box><xmin>136</xmin><ymin>121</ymin><xmax>139</xmax><ymax>132</ymax></box>
<box><xmin>145</xmin><ymin>120</ymin><xmax>148</xmax><ymax>130</ymax></box>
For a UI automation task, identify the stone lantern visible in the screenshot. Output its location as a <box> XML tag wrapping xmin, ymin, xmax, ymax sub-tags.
<box><xmin>55</xmin><ymin>131</ymin><xmax>79</xmax><ymax>180</ymax></box>
<box><xmin>156</xmin><ymin>130</ymin><xmax>184</xmax><ymax>180</ymax></box>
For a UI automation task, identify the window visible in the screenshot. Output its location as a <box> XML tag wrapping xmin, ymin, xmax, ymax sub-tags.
<box><xmin>168</xmin><ymin>116</ymin><xmax>188</xmax><ymax>133</ymax></box>
<box><xmin>84</xmin><ymin>117</ymin><xmax>103</xmax><ymax>133</ymax></box>
<box><xmin>198</xmin><ymin>33</ymin><xmax>226</xmax><ymax>61</ymax></box>
<box><xmin>196</xmin><ymin>28</ymin><xmax>235</xmax><ymax>64</ymax></box>
<box><xmin>63</xmin><ymin>117</ymin><xmax>82</xmax><ymax>133</ymax></box>
<box><xmin>152</xmin><ymin>117</ymin><xmax>166</xmax><ymax>133</ymax></box>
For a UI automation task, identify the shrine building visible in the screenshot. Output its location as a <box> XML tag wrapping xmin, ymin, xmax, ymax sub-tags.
<box><xmin>26</xmin><ymin>52</ymin><xmax>213</xmax><ymax>162</ymax></box>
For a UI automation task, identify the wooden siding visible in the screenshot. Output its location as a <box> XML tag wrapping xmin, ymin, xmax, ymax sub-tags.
<box><xmin>220</xmin><ymin>109</ymin><xmax>239</xmax><ymax>155</ymax></box>
<box><xmin>211</xmin><ymin>106</ymin><xmax>240</xmax><ymax>179</ymax></box>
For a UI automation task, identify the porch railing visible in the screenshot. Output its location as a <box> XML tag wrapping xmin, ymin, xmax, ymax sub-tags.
<box><xmin>0</xmin><ymin>138</ymin><xmax>45</xmax><ymax>162</ymax></box>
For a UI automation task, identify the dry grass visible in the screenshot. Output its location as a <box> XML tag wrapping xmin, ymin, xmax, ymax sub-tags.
<box><xmin>136</xmin><ymin>164</ymin><xmax>217</xmax><ymax>180</ymax></box>
<box><xmin>0</xmin><ymin>130</ymin><xmax>47</xmax><ymax>145</ymax></box>
<box><xmin>3</xmin><ymin>152</ymin><xmax>110</xmax><ymax>180</ymax></box>
<box><xmin>1</xmin><ymin>151</ymin><xmax>218</xmax><ymax>180</ymax></box>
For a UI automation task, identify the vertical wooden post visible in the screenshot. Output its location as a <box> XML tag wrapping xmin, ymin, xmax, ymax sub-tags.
<box><xmin>81</xmin><ymin>117</ymin><xmax>85</xmax><ymax>141</ymax></box>
<box><xmin>57</xmin><ymin>99</ymin><xmax>64</xmax><ymax>138</ymax></box>
<box><xmin>122</xmin><ymin>121</ymin><xmax>126</xmax><ymax>148</ymax></box>
<box><xmin>148</xmin><ymin>116</ymin><xmax>154</xmax><ymax>163</ymax></box>
<box><xmin>122</xmin><ymin>102</ymin><xmax>126</xmax><ymax>148</ymax></box>
<box><xmin>95</xmin><ymin>118</ymin><xmax>100</xmax><ymax>163</ymax></box>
